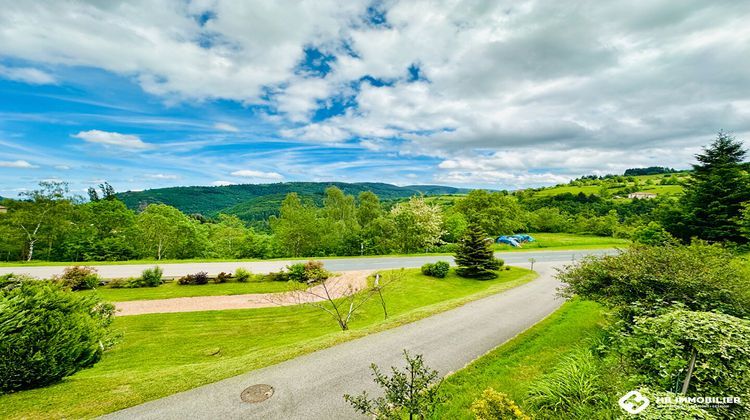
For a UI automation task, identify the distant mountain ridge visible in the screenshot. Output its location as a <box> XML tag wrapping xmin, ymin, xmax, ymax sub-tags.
<box><xmin>117</xmin><ymin>181</ymin><xmax>470</xmax><ymax>222</ymax></box>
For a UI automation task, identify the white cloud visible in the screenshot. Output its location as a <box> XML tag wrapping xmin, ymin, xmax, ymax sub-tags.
<box><xmin>145</xmin><ymin>173</ymin><xmax>178</xmax><ymax>180</ymax></box>
<box><xmin>213</xmin><ymin>122</ymin><xmax>239</xmax><ymax>132</ymax></box>
<box><xmin>0</xmin><ymin>159</ymin><xmax>36</xmax><ymax>168</ymax></box>
<box><xmin>211</xmin><ymin>180</ymin><xmax>235</xmax><ymax>186</ymax></box>
<box><xmin>72</xmin><ymin>130</ymin><xmax>152</xmax><ymax>150</ymax></box>
<box><xmin>0</xmin><ymin>64</ymin><xmax>56</xmax><ymax>84</ymax></box>
<box><xmin>55</xmin><ymin>165</ymin><xmax>72</xmax><ymax>170</ymax></box>
<box><xmin>230</xmin><ymin>169</ymin><xmax>284</xmax><ymax>180</ymax></box>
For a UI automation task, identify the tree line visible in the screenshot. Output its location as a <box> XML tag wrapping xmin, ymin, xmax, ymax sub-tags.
<box><xmin>1</xmin><ymin>132</ymin><xmax>747</xmax><ymax>262</ymax></box>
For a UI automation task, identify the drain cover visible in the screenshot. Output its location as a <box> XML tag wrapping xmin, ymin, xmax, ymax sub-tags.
<box><xmin>240</xmin><ymin>384</ymin><xmax>274</xmax><ymax>403</ymax></box>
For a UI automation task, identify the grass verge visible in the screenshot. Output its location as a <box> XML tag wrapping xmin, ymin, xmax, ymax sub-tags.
<box><xmin>494</xmin><ymin>233</ymin><xmax>629</xmax><ymax>252</ymax></box>
<box><xmin>435</xmin><ymin>299</ymin><xmax>606</xmax><ymax>419</ymax></box>
<box><xmin>0</xmin><ymin>267</ymin><xmax>535</xmax><ymax>419</ymax></box>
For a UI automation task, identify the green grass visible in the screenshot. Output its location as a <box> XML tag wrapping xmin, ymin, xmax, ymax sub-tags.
<box><xmin>80</xmin><ymin>279</ymin><xmax>291</xmax><ymax>302</ymax></box>
<box><xmin>493</xmin><ymin>232</ymin><xmax>629</xmax><ymax>252</ymax></box>
<box><xmin>435</xmin><ymin>299</ymin><xmax>606</xmax><ymax>419</ymax></box>
<box><xmin>0</xmin><ymin>267</ymin><xmax>535</xmax><ymax>419</ymax></box>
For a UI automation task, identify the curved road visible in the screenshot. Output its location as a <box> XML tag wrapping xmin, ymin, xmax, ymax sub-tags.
<box><xmin>100</xmin><ymin>249</ymin><xmax>612</xmax><ymax>420</ymax></box>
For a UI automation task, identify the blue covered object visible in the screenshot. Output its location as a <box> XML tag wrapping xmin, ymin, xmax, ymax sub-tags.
<box><xmin>496</xmin><ymin>236</ymin><xmax>521</xmax><ymax>247</ymax></box>
<box><xmin>510</xmin><ymin>234</ymin><xmax>535</xmax><ymax>243</ymax></box>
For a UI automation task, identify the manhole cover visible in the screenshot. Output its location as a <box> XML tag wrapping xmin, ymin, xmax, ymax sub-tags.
<box><xmin>240</xmin><ymin>384</ymin><xmax>274</xmax><ymax>403</ymax></box>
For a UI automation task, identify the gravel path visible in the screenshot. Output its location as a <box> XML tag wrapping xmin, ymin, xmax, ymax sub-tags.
<box><xmin>115</xmin><ymin>270</ymin><xmax>372</xmax><ymax>316</ymax></box>
<box><xmin>101</xmin><ymin>260</ymin><xmax>575</xmax><ymax>420</ymax></box>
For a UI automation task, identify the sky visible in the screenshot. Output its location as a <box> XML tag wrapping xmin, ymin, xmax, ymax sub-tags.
<box><xmin>1</xmin><ymin>0</ymin><xmax>749</xmax><ymax>197</ymax></box>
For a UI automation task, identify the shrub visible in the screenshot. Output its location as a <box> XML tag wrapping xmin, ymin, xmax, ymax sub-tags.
<box><xmin>421</xmin><ymin>261</ymin><xmax>450</xmax><ymax>278</ymax></box>
<box><xmin>0</xmin><ymin>281</ymin><xmax>115</xmax><ymax>392</ymax></box>
<box><xmin>264</xmin><ymin>271</ymin><xmax>289</xmax><ymax>282</ymax></box>
<box><xmin>621</xmin><ymin>309</ymin><xmax>750</xmax><ymax>418</ymax></box>
<box><xmin>177</xmin><ymin>271</ymin><xmax>209</xmax><ymax>285</ymax></box>
<box><xmin>286</xmin><ymin>260</ymin><xmax>330</xmax><ymax>283</ymax></box>
<box><xmin>0</xmin><ymin>273</ymin><xmax>34</xmax><ymax>290</ymax></box>
<box><xmin>287</xmin><ymin>263</ymin><xmax>307</xmax><ymax>282</ymax></box>
<box><xmin>637</xmin><ymin>388</ymin><xmax>716</xmax><ymax>419</ymax></box>
<box><xmin>138</xmin><ymin>266</ymin><xmax>163</xmax><ymax>287</ymax></box>
<box><xmin>55</xmin><ymin>266</ymin><xmax>101</xmax><ymax>291</ymax></box>
<box><xmin>107</xmin><ymin>278</ymin><xmax>130</xmax><ymax>289</ymax></box>
<box><xmin>214</xmin><ymin>272</ymin><xmax>232</xmax><ymax>283</ymax></box>
<box><xmin>471</xmin><ymin>388</ymin><xmax>530</xmax><ymax>420</ymax></box>
<box><xmin>558</xmin><ymin>243</ymin><xmax>750</xmax><ymax>321</ymax></box>
<box><xmin>234</xmin><ymin>268</ymin><xmax>252</xmax><ymax>283</ymax></box>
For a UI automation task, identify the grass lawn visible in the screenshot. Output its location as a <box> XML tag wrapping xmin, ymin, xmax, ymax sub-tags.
<box><xmin>493</xmin><ymin>232</ymin><xmax>629</xmax><ymax>251</ymax></box>
<box><xmin>0</xmin><ymin>267</ymin><xmax>535</xmax><ymax>419</ymax></box>
<box><xmin>435</xmin><ymin>299</ymin><xmax>606</xmax><ymax>419</ymax></box>
<box><xmin>80</xmin><ymin>279</ymin><xmax>291</xmax><ymax>302</ymax></box>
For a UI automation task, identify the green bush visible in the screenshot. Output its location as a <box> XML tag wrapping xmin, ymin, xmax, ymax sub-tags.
<box><xmin>125</xmin><ymin>266</ymin><xmax>163</xmax><ymax>288</ymax></box>
<box><xmin>177</xmin><ymin>271</ymin><xmax>209</xmax><ymax>285</ymax></box>
<box><xmin>637</xmin><ymin>388</ymin><xmax>716</xmax><ymax>419</ymax></box>
<box><xmin>0</xmin><ymin>281</ymin><xmax>115</xmax><ymax>392</ymax></box>
<box><xmin>56</xmin><ymin>266</ymin><xmax>101</xmax><ymax>290</ymax></box>
<box><xmin>421</xmin><ymin>261</ymin><xmax>450</xmax><ymax>278</ymax></box>
<box><xmin>264</xmin><ymin>271</ymin><xmax>289</xmax><ymax>282</ymax></box>
<box><xmin>621</xmin><ymin>310</ymin><xmax>750</xmax><ymax>418</ymax></box>
<box><xmin>0</xmin><ymin>273</ymin><xmax>34</xmax><ymax>290</ymax></box>
<box><xmin>471</xmin><ymin>388</ymin><xmax>530</xmax><ymax>420</ymax></box>
<box><xmin>286</xmin><ymin>260</ymin><xmax>330</xmax><ymax>283</ymax></box>
<box><xmin>558</xmin><ymin>243</ymin><xmax>750</xmax><ymax>320</ymax></box>
<box><xmin>234</xmin><ymin>268</ymin><xmax>252</xmax><ymax>283</ymax></box>
<box><xmin>107</xmin><ymin>278</ymin><xmax>131</xmax><ymax>289</ymax></box>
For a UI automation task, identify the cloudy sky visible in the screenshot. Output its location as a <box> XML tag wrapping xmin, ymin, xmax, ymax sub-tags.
<box><xmin>1</xmin><ymin>0</ymin><xmax>749</xmax><ymax>197</ymax></box>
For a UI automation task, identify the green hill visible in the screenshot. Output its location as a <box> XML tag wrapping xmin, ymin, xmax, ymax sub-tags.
<box><xmin>117</xmin><ymin>182</ymin><xmax>470</xmax><ymax>221</ymax></box>
<box><xmin>528</xmin><ymin>172</ymin><xmax>689</xmax><ymax>198</ymax></box>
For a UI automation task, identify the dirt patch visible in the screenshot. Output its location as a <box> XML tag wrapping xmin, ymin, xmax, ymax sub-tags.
<box><xmin>115</xmin><ymin>270</ymin><xmax>372</xmax><ymax>316</ymax></box>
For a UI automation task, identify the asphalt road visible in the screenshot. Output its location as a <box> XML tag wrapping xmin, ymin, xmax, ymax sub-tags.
<box><xmin>101</xmin><ymin>249</ymin><xmax>613</xmax><ymax>419</ymax></box>
<box><xmin>0</xmin><ymin>249</ymin><xmax>610</xmax><ymax>279</ymax></box>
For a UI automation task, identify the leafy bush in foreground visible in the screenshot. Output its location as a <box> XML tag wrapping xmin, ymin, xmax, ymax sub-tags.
<box><xmin>177</xmin><ymin>271</ymin><xmax>209</xmax><ymax>285</ymax></box>
<box><xmin>56</xmin><ymin>266</ymin><xmax>101</xmax><ymax>290</ymax></box>
<box><xmin>0</xmin><ymin>281</ymin><xmax>115</xmax><ymax>392</ymax></box>
<box><xmin>622</xmin><ymin>309</ymin><xmax>750</xmax><ymax>418</ymax></box>
<box><xmin>421</xmin><ymin>261</ymin><xmax>450</xmax><ymax>278</ymax></box>
<box><xmin>558</xmin><ymin>243</ymin><xmax>750</xmax><ymax>320</ymax></box>
<box><xmin>471</xmin><ymin>388</ymin><xmax>530</xmax><ymax>420</ymax></box>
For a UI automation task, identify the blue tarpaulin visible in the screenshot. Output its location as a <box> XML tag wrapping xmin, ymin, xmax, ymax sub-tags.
<box><xmin>496</xmin><ymin>234</ymin><xmax>535</xmax><ymax>247</ymax></box>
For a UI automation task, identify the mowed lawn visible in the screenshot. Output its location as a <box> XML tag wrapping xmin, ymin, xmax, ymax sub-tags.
<box><xmin>0</xmin><ymin>267</ymin><xmax>535</xmax><ymax>419</ymax></box>
<box><xmin>494</xmin><ymin>232</ymin><xmax>629</xmax><ymax>251</ymax></box>
<box><xmin>80</xmin><ymin>279</ymin><xmax>291</xmax><ymax>302</ymax></box>
<box><xmin>435</xmin><ymin>299</ymin><xmax>606</xmax><ymax>419</ymax></box>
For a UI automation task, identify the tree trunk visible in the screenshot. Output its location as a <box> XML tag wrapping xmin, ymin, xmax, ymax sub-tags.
<box><xmin>681</xmin><ymin>348</ymin><xmax>697</xmax><ymax>394</ymax></box>
<box><xmin>26</xmin><ymin>240</ymin><xmax>35</xmax><ymax>261</ymax></box>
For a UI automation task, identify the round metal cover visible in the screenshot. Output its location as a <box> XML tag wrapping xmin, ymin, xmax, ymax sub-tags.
<box><xmin>241</xmin><ymin>384</ymin><xmax>274</xmax><ymax>403</ymax></box>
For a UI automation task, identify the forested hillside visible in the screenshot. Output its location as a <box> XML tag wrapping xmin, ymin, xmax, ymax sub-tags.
<box><xmin>117</xmin><ymin>182</ymin><xmax>469</xmax><ymax>221</ymax></box>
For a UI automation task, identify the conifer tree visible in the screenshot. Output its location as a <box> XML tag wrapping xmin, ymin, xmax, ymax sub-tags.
<box><xmin>454</xmin><ymin>223</ymin><xmax>502</xmax><ymax>279</ymax></box>
<box><xmin>680</xmin><ymin>131</ymin><xmax>750</xmax><ymax>243</ymax></box>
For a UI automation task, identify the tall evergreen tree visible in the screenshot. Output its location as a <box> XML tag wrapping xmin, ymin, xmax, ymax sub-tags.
<box><xmin>679</xmin><ymin>131</ymin><xmax>750</xmax><ymax>243</ymax></box>
<box><xmin>454</xmin><ymin>223</ymin><xmax>501</xmax><ymax>279</ymax></box>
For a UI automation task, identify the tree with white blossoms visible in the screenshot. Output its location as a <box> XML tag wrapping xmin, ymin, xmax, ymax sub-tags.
<box><xmin>390</xmin><ymin>196</ymin><xmax>444</xmax><ymax>253</ymax></box>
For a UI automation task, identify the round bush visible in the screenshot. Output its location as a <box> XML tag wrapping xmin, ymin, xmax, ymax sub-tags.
<box><xmin>0</xmin><ymin>280</ymin><xmax>115</xmax><ymax>392</ymax></box>
<box><xmin>56</xmin><ymin>266</ymin><xmax>100</xmax><ymax>290</ymax></box>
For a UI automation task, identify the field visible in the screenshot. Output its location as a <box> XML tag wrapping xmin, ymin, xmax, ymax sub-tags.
<box><xmin>493</xmin><ymin>232</ymin><xmax>629</xmax><ymax>251</ymax></box>
<box><xmin>436</xmin><ymin>299</ymin><xmax>606</xmax><ymax>418</ymax></box>
<box><xmin>0</xmin><ymin>267</ymin><xmax>535</xmax><ymax>419</ymax></box>
<box><xmin>531</xmin><ymin>172</ymin><xmax>688</xmax><ymax>198</ymax></box>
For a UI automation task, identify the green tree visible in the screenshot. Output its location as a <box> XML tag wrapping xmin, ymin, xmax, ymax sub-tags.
<box><xmin>454</xmin><ymin>224</ymin><xmax>501</xmax><ymax>279</ymax></box>
<box><xmin>454</xmin><ymin>190</ymin><xmax>525</xmax><ymax>236</ymax></box>
<box><xmin>390</xmin><ymin>196</ymin><xmax>443</xmax><ymax>253</ymax></box>
<box><xmin>270</xmin><ymin>193</ymin><xmax>322</xmax><ymax>257</ymax></box>
<box><xmin>136</xmin><ymin>204</ymin><xmax>199</xmax><ymax>260</ymax></box>
<box><xmin>679</xmin><ymin>131</ymin><xmax>750</xmax><ymax>243</ymax></box>
<box><xmin>208</xmin><ymin>214</ymin><xmax>249</xmax><ymax>258</ymax></box>
<box><xmin>357</xmin><ymin>191</ymin><xmax>383</xmax><ymax>228</ymax></box>
<box><xmin>5</xmin><ymin>181</ymin><xmax>73</xmax><ymax>261</ymax></box>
